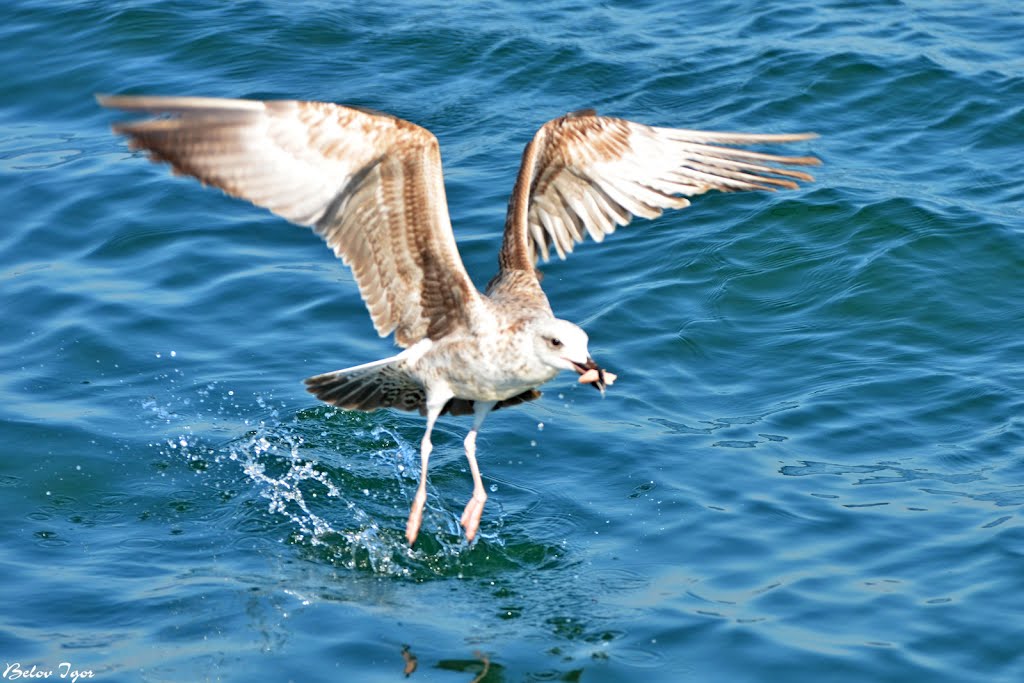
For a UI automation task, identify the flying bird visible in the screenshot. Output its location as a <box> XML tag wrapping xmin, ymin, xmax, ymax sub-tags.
<box><xmin>98</xmin><ymin>94</ymin><xmax>818</xmax><ymax>545</ymax></box>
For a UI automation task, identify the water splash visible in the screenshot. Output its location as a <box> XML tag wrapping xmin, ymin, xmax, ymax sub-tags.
<box><xmin>140</xmin><ymin>361</ymin><xmax>496</xmax><ymax>577</ymax></box>
<box><xmin>231</xmin><ymin>427</ymin><xmax>341</xmax><ymax>545</ymax></box>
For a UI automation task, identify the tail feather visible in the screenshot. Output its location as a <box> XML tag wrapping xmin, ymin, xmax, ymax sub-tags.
<box><xmin>305</xmin><ymin>359</ymin><xmax>427</xmax><ymax>413</ymax></box>
<box><xmin>305</xmin><ymin>358</ymin><xmax>545</xmax><ymax>416</ymax></box>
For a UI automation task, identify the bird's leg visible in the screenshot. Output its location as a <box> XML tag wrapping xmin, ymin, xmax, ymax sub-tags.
<box><xmin>460</xmin><ymin>401</ymin><xmax>496</xmax><ymax>542</ymax></box>
<box><xmin>404</xmin><ymin>427</ymin><xmax>433</xmax><ymax>546</ymax></box>
<box><xmin>406</xmin><ymin>397</ymin><xmax>448</xmax><ymax>546</ymax></box>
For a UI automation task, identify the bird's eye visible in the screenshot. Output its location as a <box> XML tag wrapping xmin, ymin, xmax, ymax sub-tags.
<box><xmin>549</xmin><ymin>338</ymin><xmax>563</xmax><ymax>349</ymax></box>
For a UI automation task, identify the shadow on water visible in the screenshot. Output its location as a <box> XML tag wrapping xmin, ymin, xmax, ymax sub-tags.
<box><xmin>397</xmin><ymin>644</ymin><xmax>581</xmax><ymax>683</ymax></box>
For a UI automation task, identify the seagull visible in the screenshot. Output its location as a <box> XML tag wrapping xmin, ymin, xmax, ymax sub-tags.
<box><xmin>98</xmin><ymin>94</ymin><xmax>818</xmax><ymax>545</ymax></box>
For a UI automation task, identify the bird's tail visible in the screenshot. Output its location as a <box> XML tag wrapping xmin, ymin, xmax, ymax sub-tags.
<box><xmin>305</xmin><ymin>352</ymin><xmax>545</xmax><ymax>417</ymax></box>
<box><xmin>305</xmin><ymin>356</ymin><xmax>427</xmax><ymax>413</ymax></box>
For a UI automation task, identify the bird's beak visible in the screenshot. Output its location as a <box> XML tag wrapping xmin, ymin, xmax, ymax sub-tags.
<box><xmin>571</xmin><ymin>357</ymin><xmax>614</xmax><ymax>395</ymax></box>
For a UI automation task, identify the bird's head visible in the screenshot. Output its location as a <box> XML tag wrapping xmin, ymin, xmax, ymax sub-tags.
<box><xmin>532</xmin><ymin>318</ymin><xmax>610</xmax><ymax>393</ymax></box>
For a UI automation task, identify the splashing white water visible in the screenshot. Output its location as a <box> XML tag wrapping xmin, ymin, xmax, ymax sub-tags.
<box><xmin>231</xmin><ymin>426</ymin><xmax>340</xmax><ymax>544</ymax></box>
<box><xmin>141</xmin><ymin>365</ymin><xmax>485</xmax><ymax>576</ymax></box>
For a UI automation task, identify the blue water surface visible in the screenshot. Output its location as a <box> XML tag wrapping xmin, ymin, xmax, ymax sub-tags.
<box><xmin>2</xmin><ymin>1</ymin><xmax>1023</xmax><ymax>681</ymax></box>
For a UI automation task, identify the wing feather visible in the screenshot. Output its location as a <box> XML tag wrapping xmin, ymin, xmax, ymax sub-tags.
<box><xmin>98</xmin><ymin>95</ymin><xmax>482</xmax><ymax>346</ymax></box>
<box><xmin>497</xmin><ymin>112</ymin><xmax>819</xmax><ymax>270</ymax></box>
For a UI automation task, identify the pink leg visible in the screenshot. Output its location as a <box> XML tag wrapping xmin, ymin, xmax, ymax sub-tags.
<box><xmin>460</xmin><ymin>402</ymin><xmax>495</xmax><ymax>542</ymax></box>
<box><xmin>406</xmin><ymin>399</ymin><xmax>446</xmax><ymax>546</ymax></box>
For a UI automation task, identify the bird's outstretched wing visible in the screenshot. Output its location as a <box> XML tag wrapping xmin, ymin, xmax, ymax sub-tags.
<box><xmin>99</xmin><ymin>95</ymin><xmax>483</xmax><ymax>347</ymax></box>
<box><xmin>497</xmin><ymin>110</ymin><xmax>820</xmax><ymax>271</ymax></box>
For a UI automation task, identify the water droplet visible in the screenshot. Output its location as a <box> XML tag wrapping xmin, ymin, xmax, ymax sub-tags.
<box><xmin>490</xmin><ymin>484</ymin><xmax>498</xmax><ymax>493</ymax></box>
<box><xmin>537</xmin><ymin>422</ymin><xmax>544</xmax><ymax>431</ymax></box>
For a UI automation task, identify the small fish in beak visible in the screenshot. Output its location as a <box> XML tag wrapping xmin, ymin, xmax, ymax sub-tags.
<box><xmin>572</xmin><ymin>358</ymin><xmax>616</xmax><ymax>394</ymax></box>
